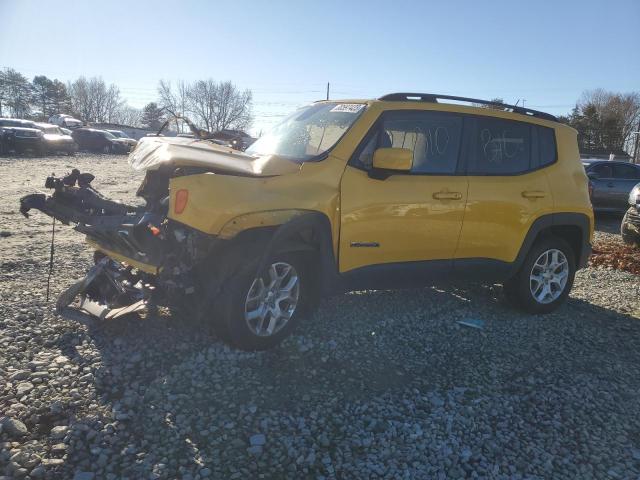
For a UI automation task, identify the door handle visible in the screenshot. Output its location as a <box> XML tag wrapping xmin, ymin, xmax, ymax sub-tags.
<box><xmin>433</xmin><ymin>191</ymin><xmax>462</xmax><ymax>200</ymax></box>
<box><xmin>521</xmin><ymin>190</ymin><xmax>546</xmax><ymax>199</ymax></box>
<box><xmin>607</xmin><ymin>182</ymin><xmax>615</xmax><ymax>188</ymax></box>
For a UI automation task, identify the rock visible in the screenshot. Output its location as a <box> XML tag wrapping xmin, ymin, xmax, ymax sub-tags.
<box><xmin>30</xmin><ymin>466</ymin><xmax>46</xmax><ymax>478</ymax></box>
<box><xmin>15</xmin><ymin>382</ymin><xmax>34</xmax><ymax>396</ymax></box>
<box><xmin>247</xmin><ymin>445</ymin><xmax>263</xmax><ymax>456</ymax></box>
<box><xmin>249</xmin><ymin>434</ymin><xmax>266</xmax><ymax>446</ymax></box>
<box><xmin>0</xmin><ymin>417</ymin><xmax>28</xmax><ymax>438</ymax></box>
<box><xmin>9</xmin><ymin>370</ymin><xmax>30</xmax><ymax>381</ymax></box>
<box><xmin>73</xmin><ymin>472</ymin><xmax>95</xmax><ymax>480</ymax></box>
<box><xmin>51</xmin><ymin>443</ymin><xmax>67</xmax><ymax>453</ymax></box>
<box><xmin>50</xmin><ymin>425</ymin><xmax>69</xmax><ymax>439</ymax></box>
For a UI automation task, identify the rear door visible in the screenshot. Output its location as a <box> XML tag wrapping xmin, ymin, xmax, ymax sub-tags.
<box><xmin>455</xmin><ymin>117</ymin><xmax>554</xmax><ymax>265</ymax></box>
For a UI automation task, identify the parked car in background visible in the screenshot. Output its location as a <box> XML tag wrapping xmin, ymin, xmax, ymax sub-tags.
<box><xmin>0</xmin><ymin>118</ymin><xmax>45</xmax><ymax>155</ymax></box>
<box><xmin>71</xmin><ymin>128</ymin><xmax>131</xmax><ymax>154</ymax></box>
<box><xmin>583</xmin><ymin>160</ymin><xmax>640</xmax><ymax>213</ymax></box>
<box><xmin>106</xmin><ymin>130</ymin><xmax>138</xmax><ymax>149</ymax></box>
<box><xmin>621</xmin><ymin>183</ymin><xmax>640</xmax><ymax>247</ymax></box>
<box><xmin>49</xmin><ymin>114</ymin><xmax>83</xmax><ymax>129</ymax></box>
<box><xmin>35</xmin><ymin>123</ymin><xmax>77</xmax><ymax>155</ymax></box>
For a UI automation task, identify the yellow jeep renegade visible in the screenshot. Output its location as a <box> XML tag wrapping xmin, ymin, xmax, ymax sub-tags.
<box><xmin>21</xmin><ymin>93</ymin><xmax>593</xmax><ymax>350</ymax></box>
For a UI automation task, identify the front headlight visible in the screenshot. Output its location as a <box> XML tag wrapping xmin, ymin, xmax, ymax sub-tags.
<box><xmin>629</xmin><ymin>184</ymin><xmax>640</xmax><ymax>206</ymax></box>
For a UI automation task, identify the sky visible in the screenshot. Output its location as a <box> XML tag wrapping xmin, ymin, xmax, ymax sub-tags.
<box><xmin>1</xmin><ymin>0</ymin><xmax>638</xmax><ymax>135</ymax></box>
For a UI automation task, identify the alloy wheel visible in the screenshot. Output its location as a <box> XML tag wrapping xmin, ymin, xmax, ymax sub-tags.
<box><xmin>244</xmin><ymin>261</ymin><xmax>300</xmax><ymax>336</ymax></box>
<box><xmin>529</xmin><ymin>249</ymin><xmax>569</xmax><ymax>304</ymax></box>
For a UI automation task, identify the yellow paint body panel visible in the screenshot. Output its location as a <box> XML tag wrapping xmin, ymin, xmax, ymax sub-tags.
<box><xmin>158</xmin><ymin>98</ymin><xmax>591</xmax><ymax>275</ymax></box>
<box><xmin>168</xmin><ymin>154</ymin><xmax>345</xmax><ymax>254</ymax></box>
<box><xmin>339</xmin><ymin>166</ymin><xmax>468</xmax><ymax>271</ymax></box>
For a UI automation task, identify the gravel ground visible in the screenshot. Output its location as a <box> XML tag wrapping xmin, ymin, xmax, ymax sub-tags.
<box><xmin>1</xmin><ymin>154</ymin><xmax>640</xmax><ymax>480</ymax></box>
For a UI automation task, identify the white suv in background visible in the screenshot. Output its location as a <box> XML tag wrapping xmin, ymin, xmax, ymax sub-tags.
<box><xmin>48</xmin><ymin>114</ymin><xmax>83</xmax><ymax>129</ymax></box>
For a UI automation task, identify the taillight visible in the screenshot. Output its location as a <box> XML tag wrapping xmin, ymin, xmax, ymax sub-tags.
<box><xmin>174</xmin><ymin>189</ymin><xmax>189</xmax><ymax>214</ymax></box>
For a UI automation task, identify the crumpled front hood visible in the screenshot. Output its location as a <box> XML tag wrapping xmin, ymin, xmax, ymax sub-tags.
<box><xmin>129</xmin><ymin>136</ymin><xmax>301</xmax><ymax>177</ymax></box>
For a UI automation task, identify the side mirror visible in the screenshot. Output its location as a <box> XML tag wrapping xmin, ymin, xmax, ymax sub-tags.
<box><xmin>372</xmin><ymin>148</ymin><xmax>413</xmax><ymax>172</ymax></box>
<box><xmin>587</xmin><ymin>171</ymin><xmax>599</xmax><ymax>180</ymax></box>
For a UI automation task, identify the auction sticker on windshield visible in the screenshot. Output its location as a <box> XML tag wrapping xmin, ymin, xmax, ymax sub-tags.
<box><xmin>330</xmin><ymin>103</ymin><xmax>365</xmax><ymax>113</ymax></box>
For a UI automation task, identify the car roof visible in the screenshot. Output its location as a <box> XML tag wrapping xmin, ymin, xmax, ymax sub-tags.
<box><xmin>316</xmin><ymin>95</ymin><xmax>563</xmax><ymax>127</ymax></box>
<box><xmin>583</xmin><ymin>160</ymin><xmax>639</xmax><ymax>167</ymax></box>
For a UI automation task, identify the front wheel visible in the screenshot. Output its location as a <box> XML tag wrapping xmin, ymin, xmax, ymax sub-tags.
<box><xmin>503</xmin><ymin>236</ymin><xmax>576</xmax><ymax>314</ymax></box>
<box><xmin>215</xmin><ymin>252</ymin><xmax>311</xmax><ymax>350</ymax></box>
<box><xmin>103</xmin><ymin>144</ymin><xmax>112</xmax><ymax>154</ymax></box>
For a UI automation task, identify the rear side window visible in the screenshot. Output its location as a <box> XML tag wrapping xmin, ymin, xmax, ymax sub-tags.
<box><xmin>613</xmin><ymin>164</ymin><xmax>640</xmax><ymax>179</ymax></box>
<box><xmin>468</xmin><ymin>117</ymin><xmax>531</xmax><ymax>175</ymax></box>
<box><xmin>538</xmin><ymin>126</ymin><xmax>557</xmax><ymax>167</ymax></box>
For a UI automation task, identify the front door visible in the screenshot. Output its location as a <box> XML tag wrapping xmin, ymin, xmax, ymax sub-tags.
<box><xmin>339</xmin><ymin>110</ymin><xmax>468</xmax><ymax>275</ymax></box>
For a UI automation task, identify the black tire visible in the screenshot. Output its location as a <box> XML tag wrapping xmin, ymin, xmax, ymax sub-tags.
<box><xmin>214</xmin><ymin>251</ymin><xmax>312</xmax><ymax>351</ymax></box>
<box><xmin>621</xmin><ymin>210</ymin><xmax>640</xmax><ymax>247</ymax></box>
<box><xmin>503</xmin><ymin>235</ymin><xmax>576</xmax><ymax>314</ymax></box>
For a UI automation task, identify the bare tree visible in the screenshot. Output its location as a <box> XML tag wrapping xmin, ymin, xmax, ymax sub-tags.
<box><xmin>182</xmin><ymin>79</ymin><xmax>252</xmax><ymax>133</ymax></box>
<box><xmin>185</xmin><ymin>79</ymin><xmax>217</xmax><ymax>132</ymax></box>
<box><xmin>67</xmin><ymin>76</ymin><xmax>123</xmax><ymax>122</ymax></box>
<box><xmin>114</xmin><ymin>105</ymin><xmax>142</xmax><ymax>127</ymax></box>
<box><xmin>211</xmin><ymin>81</ymin><xmax>252</xmax><ymax>132</ymax></box>
<box><xmin>158</xmin><ymin>79</ymin><xmax>190</xmax><ymax>133</ymax></box>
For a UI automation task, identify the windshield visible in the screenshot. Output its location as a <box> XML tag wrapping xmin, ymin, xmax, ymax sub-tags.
<box><xmin>109</xmin><ymin>131</ymin><xmax>125</xmax><ymax>138</ymax></box>
<box><xmin>246</xmin><ymin>102</ymin><xmax>366</xmax><ymax>162</ymax></box>
<box><xmin>102</xmin><ymin>131</ymin><xmax>116</xmax><ymax>139</ymax></box>
<box><xmin>43</xmin><ymin>126</ymin><xmax>59</xmax><ymax>134</ymax></box>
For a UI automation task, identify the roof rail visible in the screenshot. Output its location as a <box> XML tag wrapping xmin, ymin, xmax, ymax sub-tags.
<box><xmin>378</xmin><ymin>93</ymin><xmax>558</xmax><ymax>122</ymax></box>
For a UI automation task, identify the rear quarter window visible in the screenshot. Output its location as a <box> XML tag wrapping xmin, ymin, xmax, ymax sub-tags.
<box><xmin>538</xmin><ymin>126</ymin><xmax>557</xmax><ymax>167</ymax></box>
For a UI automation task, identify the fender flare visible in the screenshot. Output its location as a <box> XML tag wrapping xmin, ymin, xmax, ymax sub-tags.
<box><xmin>512</xmin><ymin>212</ymin><xmax>592</xmax><ymax>273</ymax></box>
<box><xmin>255</xmin><ymin>211</ymin><xmax>340</xmax><ymax>295</ymax></box>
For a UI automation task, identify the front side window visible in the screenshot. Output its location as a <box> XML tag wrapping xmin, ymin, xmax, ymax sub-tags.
<box><xmin>246</xmin><ymin>102</ymin><xmax>365</xmax><ymax>162</ymax></box>
<box><xmin>592</xmin><ymin>163</ymin><xmax>614</xmax><ymax>178</ymax></box>
<box><xmin>354</xmin><ymin>111</ymin><xmax>463</xmax><ymax>174</ymax></box>
<box><xmin>469</xmin><ymin>117</ymin><xmax>531</xmax><ymax>174</ymax></box>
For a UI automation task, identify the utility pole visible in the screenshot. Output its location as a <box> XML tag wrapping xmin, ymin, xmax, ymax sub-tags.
<box><xmin>634</xmin><ymin>117</ymin><xmax>640</xmax><ymax>164</ymax></box>
<box><xmin>326</xmin><ymin>82</ymin><xmax>330</xmax><ymax>101</ymax></box>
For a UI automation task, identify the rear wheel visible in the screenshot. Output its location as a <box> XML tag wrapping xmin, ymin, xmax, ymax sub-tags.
<box><xmin>215</xmin><ymin>252</ymin><xmax>310</xmax><ymax>350</ymax></box>
<box><xmin>503</xmin><ymin>236</ymin><xmax>576</xmax><ymax>314</ymax></box>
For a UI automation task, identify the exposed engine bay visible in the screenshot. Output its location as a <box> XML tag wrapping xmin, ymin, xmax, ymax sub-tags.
<box><xmin>20</xmin><ymin>165</ymin><xmax>220</xmax><ymax>321</ymax></box>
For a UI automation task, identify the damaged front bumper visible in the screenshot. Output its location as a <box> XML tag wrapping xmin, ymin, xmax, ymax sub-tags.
<box><xmin>20</xmin><ymin>169</ymin><xmax>217</xmax><ymax>321</ymax></box>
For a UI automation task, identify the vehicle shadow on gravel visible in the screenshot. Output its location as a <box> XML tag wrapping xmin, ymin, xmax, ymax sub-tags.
<box><xmin>64</xmin><ymin>283</ymin><xmax>640</xmax><ymax>418</ymax></box>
